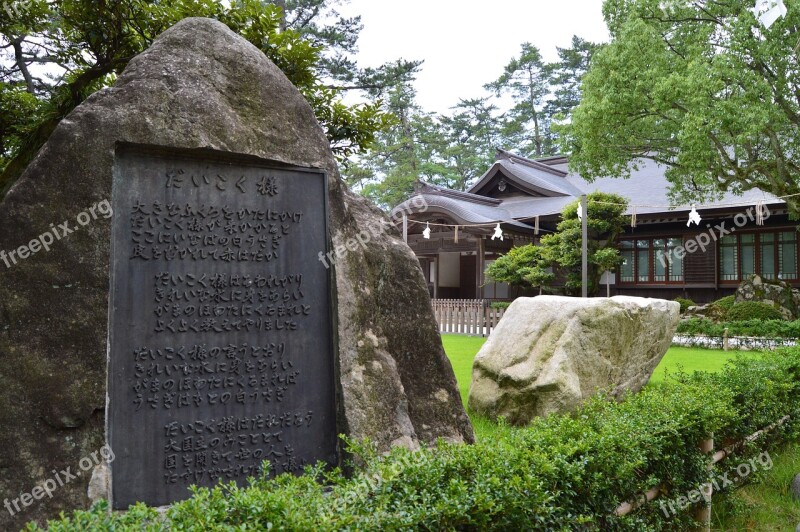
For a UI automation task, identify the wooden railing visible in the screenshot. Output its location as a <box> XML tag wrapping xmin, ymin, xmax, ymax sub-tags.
<box><xmin>430</xmin><ymin>299</ymin><xmax>506</xmax><ymax>337</ymax></box>
<box><xmin>614</xmin><ymin>416</ymin><xmax>791</xmax><ymax>529</ymax></box>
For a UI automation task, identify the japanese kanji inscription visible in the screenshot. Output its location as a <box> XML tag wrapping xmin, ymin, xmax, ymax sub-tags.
<box><xmin>107</xmin><ymin>145</ymin><xmax>337</xmax><ymax>509</ymax></box>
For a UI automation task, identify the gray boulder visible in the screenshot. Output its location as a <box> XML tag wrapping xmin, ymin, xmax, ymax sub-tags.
<box><xmin>791</xmin><ymin>473</ymin><xmax>800</xmax><ymax>501</ymax></box>
<box><xmin>0</xmin><ymin>18</ymin><xmax>472</xmax><ymax>529</ymax></box>
<box><xmin>735</xmin><ymin>274</ymin><xmax>799</xmax><ymax>320</ymax></box>
<box><xmin>683</xmin><ymin>303</ymin><xmax>726</xmax><ymax>321</ymax></box>
<box><xmin>468</xmin><ymin>296</ymin><xmax>679</xmax><ymax>425</ymax></box>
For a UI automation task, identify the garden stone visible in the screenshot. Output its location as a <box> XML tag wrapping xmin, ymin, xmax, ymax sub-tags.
<box><xmin>735</xmin><ymin>274</ymin><xmax>799</xmax><ymax>320</ymax></box>
<box><xmin>685</xmin><ymin>303</ymin><xmax>726</xmax><ymax>321</ymax></box>
<box><xmin>469</xmin><ymin>296</ymin><xmax>679</xmax><ymax>425</ymax></box>
<box><xmin>791</xmin><ymin>473</ymin><xmax>800</xmax><ymax>501</ymax></box>
<box><xmin>0</xmin><ymin>18</ymin><xmax>472</xmax><ymax>529</ymax></box>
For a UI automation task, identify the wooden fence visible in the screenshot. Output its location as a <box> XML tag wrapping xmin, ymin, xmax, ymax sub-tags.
<box><xmin>614</xmin><ymin>414</ymin><xmax>792</xmax><ymax>529</ymax></box>
<box><xmin>431</xmin><ymin>299</ymin><xmax>506</xmax><ymax>337</ymax></box>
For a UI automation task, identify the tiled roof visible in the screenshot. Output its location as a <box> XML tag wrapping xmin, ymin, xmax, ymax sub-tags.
<box><xmin>391</xmin><ymin>153</ymin><xmax>784</xmax><ymax>226</ymax></box>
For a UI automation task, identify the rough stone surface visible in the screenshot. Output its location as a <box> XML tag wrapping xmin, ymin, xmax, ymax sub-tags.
<box><xmin>735</xmin><ymin>274</ymin><xmax>800</xmax><ymax>320</ymax></box>
<box><xmin>87</xmin><ymin>464</ymin><xmax>109</xmax><ymax>505</ymax></box>
<box><xmin>0</xmin><ymin>18</ymin><xmax>472</xmax><ymax>529</ymax></box>
<box><xmin>684</xmin><ymin>303</ymin><xmax>727</xmax><ymax>321</ymax></box>
<box><xmin>792</xmin><ymin>473</ymin><xmax>800</xmax><ymax>501</ymax></box>
<box><xmin>468</xmin><ymin>296</ymin><xmax>679</xmax><ymax>425</ymax></box>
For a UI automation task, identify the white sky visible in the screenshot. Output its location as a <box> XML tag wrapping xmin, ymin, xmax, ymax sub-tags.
<box><xmin>338</xmin><ymin>0</ymin><xmax>611</xmax><ymax>114</ymax></box>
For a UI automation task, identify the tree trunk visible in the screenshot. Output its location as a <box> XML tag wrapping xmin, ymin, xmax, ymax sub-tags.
<box><xmin>528</xmin><ymin>69</ymin><xmax>542</xmax><ymax>157</ymax></box>
<box><xmin>274</xmin><ymin>0</ymin><xmax>287</xmax><ymax>31</ymax></box>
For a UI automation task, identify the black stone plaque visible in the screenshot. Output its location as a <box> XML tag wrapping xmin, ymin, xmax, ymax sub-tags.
<box><xmin>107</xmin><ymin>144</ymin><xmax>337</xmax><ymax>509</ymax></box>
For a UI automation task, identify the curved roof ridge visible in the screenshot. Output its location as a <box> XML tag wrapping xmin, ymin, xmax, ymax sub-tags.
<box><xmin>496</xmin><ymin>149</ymin><xmax>568</xmax><ymax>177</ymax></box>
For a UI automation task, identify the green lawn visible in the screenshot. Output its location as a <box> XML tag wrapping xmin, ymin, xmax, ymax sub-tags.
<box><xmin>710</xmin><ymin>442</ymin><xmax>800</xmax><ymax>531</ymax></box>
<box><xmin>441</xmin><ymin>334</ymin><xmax>795</xmax><ymax>530</ymax></box>
<box><xmin>441</xmin><ymin>334</ymin><xmax>760</xmax><ymax>407</ymax></box>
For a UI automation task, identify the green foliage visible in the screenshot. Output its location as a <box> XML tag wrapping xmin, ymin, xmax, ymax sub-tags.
<box><xmin>0</xmin><ymin>0</ymin><xmax>399</xmax><ymax>197</ymax></box>
<box><xmin>485</xmin><ymin>42</ymin><xmax>552</xmax><ymax>158</ymax></box>
<box><xmin>726</xmin><ymin>301</ymin><xmax>785</xmax><ymax>322</ymax></box>
<box><xmin>677</xmin><ymin>318</ymin><xmax>800</xmax><ymax>338</ymax></box>
<box><xmin>486</xmin><ymin>192</ymin><xmax>627</xmax><ymax>296</ymax></box>
<box><xmin>489</xmin><ymin>301</ymin><xmax>512</xmax><ymax>310</ymax></box>
<box><xmin>31</xmin><ymin>349</ymin><xmax>800</xmax><ymax>530</ymax></box>
<box><xmin>346</xmin><ymin>35</ymin><xmax>598</xmax><ymax>208</ymax></box>
<box><xmin>707</xmin><ymin>295</ymin><xmax>736</xmax><ymax>320</ymax></box>
<box><xmin>569</xmin><ymin>0</ymin><xmax>800</xmax><ymax>214</ymax></box>
<box><xmin>484</xmin><ymin>243</ymin><xmax>554</xmax><ymax>291</ymax></box>
<box><xmin>713</xmin><ymin>295</ymin><xmax>736</xmax><ymax>312</ymax></box>
<box><xmin>674</xmin><ymin>297</ymin><xmax>696</xmax><ymax>314</ymax></box>
<box><xmin>542</xmin><ymin>191</ymin><xmax>628</xmax><ymax>295</ymax></box>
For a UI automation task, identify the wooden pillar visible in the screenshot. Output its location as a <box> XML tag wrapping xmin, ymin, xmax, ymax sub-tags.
<box><xmin>695</xmin><ymin>435</ymin><xmax>714</xmax><ymax>531</ymax></box>
<box><xmin>476</xmin><ymin>236</ymin><xmax>485</xmax><ymax>300</ymax></box>
<box><xmin>433</xmin><ymin>254</ymin><xmax>439</xmax><ymax>300</ymax></box>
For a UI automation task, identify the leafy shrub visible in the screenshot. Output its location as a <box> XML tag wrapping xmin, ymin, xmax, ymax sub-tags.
<box><xmin>726</xmin><ymin>301</ymin><xmax>784</xmax><ymax>321</ymax></box>
<box><xmin>677</xmin><ymin>318</ymin><xmax>725</xmax><ymax>337</ymax></box>
<box><xmin>490</xmin><ymin>301</ymin><xmax>512</xmax><ymax>310</ymax></box>
<box><xmin>32</xmin><ymin>350</ymin><xmax>800</xmax><ymax>531</ymax></box>
<box><xmin>677</xmin><ymin>318</ymin><xmax>800</xmax><ymax>338</ymax></box>
<box><xmin>674</xmin><ymin>297</ymin><xmax>696</xmax><ymax>313</ymax></box>
<box><xmin>712</xmin><ymin>295</ymin><xmax>736</xmax><ymax>312</ymax></box>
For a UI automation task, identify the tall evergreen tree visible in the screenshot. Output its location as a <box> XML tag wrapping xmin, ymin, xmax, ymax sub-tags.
<box><xmin>439</xmin><ymin>98</ymin><xmax>505</xmax><ymax>191</ymax></box>
<box><xmin>485</xmin><ymin>42</ymin><xmax>552</xmax><ymax>158</ymax></box>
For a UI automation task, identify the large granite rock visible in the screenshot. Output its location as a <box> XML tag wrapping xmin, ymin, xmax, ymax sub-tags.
<box><xmin>0</xmin><ymin>18</ymin><xmax>472</xmax><ymax>529</ymax></box>
<box><xmin>469</xmin><ymin>296</ymin><xmax>679</xmax><ymax>425</ymax></box>
<box><xmin>735</xmin><ymin>274</ymin><xmax>800</xmax><ymax>320</ymax></box>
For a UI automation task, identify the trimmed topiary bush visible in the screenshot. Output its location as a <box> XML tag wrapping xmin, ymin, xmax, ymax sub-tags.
<box><xmin>707</xmin><ymin>295</ymin><xmax>736</xmax><ymax>321</ymax></box>
<box><xmin>674</xmin><ymin>297</ymin><xmax>696</xmax><ymax>313</ymax></box>
<box><xmin>712</xmin><ymin>295</ymin><xmax>736</xmax><ymax>312</ymax></box>
<box><xmin>726</xmin><ymin>301</ymin><xmax>785</xmax><ymax>321</ymax></box>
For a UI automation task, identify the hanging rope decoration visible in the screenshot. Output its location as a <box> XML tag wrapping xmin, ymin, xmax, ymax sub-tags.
<box><xmin>423</xmin><ymin>222</ymin><xmax>431</xmax><ymax>240</ymax></box>
<box><xmin>687</xmin><ymin>205</ymin><xmax>702</xmax><ymax>227</ymax></box>
<box><xmin>756</xmin><ymin>200</ymin><xmax>767</xmax><ymax>226</ymax></box>
<box><xmin>398</xmin><ymin>191</ymin><xmax>800</xmax><ymax>235</ymax></box>
<box><xmin>491</xmin><ymin>223</ymin><xmax>504</xmax><ymax>241</ymax></box>
<box><xmin>577</xmin><ymin>203</ymin><xmax>584</xmax><ymax>222</ymax></box>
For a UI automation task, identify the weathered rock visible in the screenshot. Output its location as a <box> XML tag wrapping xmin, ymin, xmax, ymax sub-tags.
<box><xmin>791</xmin><ymin>473</ymin><xmax>800</xmax><ymax>501</ymax></box>
<box><xmin>684</xmin><ymin>303</ymin><xmax>726</xmax><ymax>321</ymax></box>
<box><xmin>0</xmin><ymin>18</ymin><xmax>472</xmax><ymax>529</ymax></box>
<box><xmin>468</xmin><ymin>296</ymin><xmax>679</xmax><ymax>425</ymax></box>
<box><xmin>735</xmin><ymin>274</ymin><xmax>799</xmax><ymax>320</ymax></box>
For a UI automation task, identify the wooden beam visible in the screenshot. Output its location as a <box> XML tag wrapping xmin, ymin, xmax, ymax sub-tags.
<box><xmin>477</xmin><ymin>236</ymin><xmax>485</xmax><ymax>300</ymax></box>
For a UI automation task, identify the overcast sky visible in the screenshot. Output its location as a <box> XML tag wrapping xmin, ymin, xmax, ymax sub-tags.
<box><xmin>338</xmin><ymin>0</ymin><xmax>611</xmax><ymax>114</ymax></box>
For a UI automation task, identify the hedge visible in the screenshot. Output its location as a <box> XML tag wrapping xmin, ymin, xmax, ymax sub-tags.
<box><xmin>489</xmin><ymin>301</ymin><xmax>512</xmax><ymax>310</ymax></box>
<box><xmin>726</xmin><ymin>301</ymin><xmax>784</xmax><ymax>321</ymax></box>
<box><xmin>31</xmin><ymin>350</ymin><xmax>800</xmax><ymax>531</ymax></box>
<box><xmin>677</xmin><ymin>318</ymin><xmax>800</xmax><ymax>338</ymax></box>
